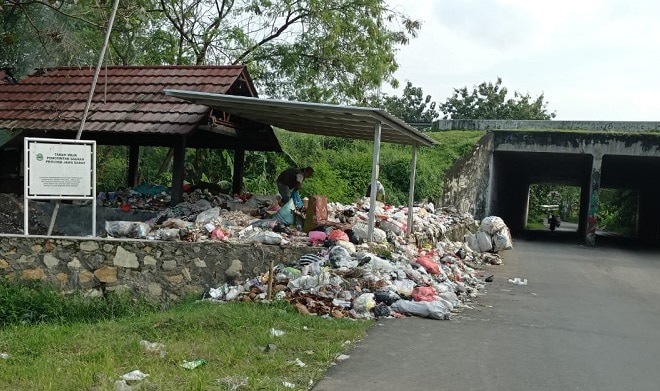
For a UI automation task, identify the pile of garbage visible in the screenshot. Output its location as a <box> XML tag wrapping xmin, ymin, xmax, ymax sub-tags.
<box><xmin>204</xmin><ymin>232</ymin><xmax>506</xmax><ymax>320</ymax></box>
<box><xmin>100</xmin><ymin>187</ymin><xmax>513</xmax><ymax>320</ymax></box>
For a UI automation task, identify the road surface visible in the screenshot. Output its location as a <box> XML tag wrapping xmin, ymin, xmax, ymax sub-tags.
<box><xmin>313</xmin><ymin>237</ymin><xmax>660</xmax><ymax>391</ymax></box>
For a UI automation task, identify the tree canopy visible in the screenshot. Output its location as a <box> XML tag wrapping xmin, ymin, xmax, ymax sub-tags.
<box><xmin>439</xmin><ymin>77</ymin><xmax>556</xmax><ymax>120</ymax></box>
<box><xmin>0</xmin><ymin>0</ymin><xmax>421</xmax><ymax>103</ymax></box>
<box><xmin>372</xmin><ymin>81</ymin><xmax>440</xmax><ymax>127</ymax></box>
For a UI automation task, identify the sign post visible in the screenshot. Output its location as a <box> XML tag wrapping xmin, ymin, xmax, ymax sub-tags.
<box><xmin>24</xmin><ymin>138</ymin><xmax>96</xmax><ymax>236</ymax></box>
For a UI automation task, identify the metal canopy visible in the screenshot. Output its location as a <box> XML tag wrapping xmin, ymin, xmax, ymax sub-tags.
<box><xmin>164</xmin><ymin>90</ymin><xmax>437</xmax><ymax>147</ymax></box>
<box><xmin>165</xmin><ymin>88</ymin><xmax>437</xmax><ymax>241</ymax></box>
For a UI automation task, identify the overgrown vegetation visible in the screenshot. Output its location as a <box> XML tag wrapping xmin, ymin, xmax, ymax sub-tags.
<box><xmin>96</xmin><ymin>130</ymin><xmax>486</xmax><ymax>207</ymax></box>
<box><xmin>597</xmin><ymin>188</ymin><xmax>638</xmax><ymax>236</ymax></box>
<box><xmin>0</xmin><ymin>279</ymin><xmax>372</xmax><ymax>390</ymax></box>
<box><xmin>527</xmin><ymin>184</ymin><xmax>581</xmax><ymax>228</ymax></box>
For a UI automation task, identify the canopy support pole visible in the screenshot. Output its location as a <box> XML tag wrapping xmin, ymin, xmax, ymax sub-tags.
<box><xmin>407</xmin><ymin>143</ymin><xmax>418</xmax><ymax>235</ymax></box>
<box><xmin>367</xmin><ymin>122</ymin><xmax>382</xmax><ymax>242</ymax></box>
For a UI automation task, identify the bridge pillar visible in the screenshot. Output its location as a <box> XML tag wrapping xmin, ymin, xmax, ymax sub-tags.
<box><xmin>586</xmin><ymin>155</ymin><xmax>602</xmax><ymax>246</ymax></box>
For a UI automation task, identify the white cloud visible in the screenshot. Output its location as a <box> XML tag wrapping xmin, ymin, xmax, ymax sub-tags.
<box><xmin>386</xmin><ymin>0</ymin><xmax>660</xmax><ymax>121</ymax></box>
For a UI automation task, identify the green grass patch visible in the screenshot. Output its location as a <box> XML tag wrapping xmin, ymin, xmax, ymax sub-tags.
<box><xmin>0</xmin><ymin>277</ymin><xmax>159</xmax><ymax>327</ymax></box>
<box><xmin>0</xmin><ymin>297</ymin><xmax>372</xmax><ymax>390</ymax></box>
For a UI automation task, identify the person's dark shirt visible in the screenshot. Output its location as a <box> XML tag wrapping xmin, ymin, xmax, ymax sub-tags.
<box><xmin>277</xmin><ymin>168</ymin><xmax>303</xmax><ymax>188</ymax></box>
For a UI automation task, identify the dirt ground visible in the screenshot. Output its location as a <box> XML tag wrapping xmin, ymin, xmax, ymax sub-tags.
<box><xmin>0</xmin><ymin>193</ymin><xmax>54</xmax><ymax>235</ymax></box>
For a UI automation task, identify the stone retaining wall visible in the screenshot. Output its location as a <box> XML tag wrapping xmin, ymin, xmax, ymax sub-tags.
<box><xmin>0</xmin><ymin>235</ymin><xmax>319</xmax><ymax>306</ymax></box>
<box><xmin>0</xmin><ymin>222</ymin><xmax>475</xmax><ymax>306</ymax></box>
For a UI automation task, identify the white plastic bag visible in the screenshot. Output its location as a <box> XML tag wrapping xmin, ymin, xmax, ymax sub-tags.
<box><xmin>479</xmin><ymin>216</ymin><xmax>507</xmax><ymax>235</ymax></box>
<box><xmin>476</xmin><ymin>231</ymin><xmax>493</xmax><ymax>252</ymax></box>
<box><xmin>464</xmin><ymin>233</ymin><xmax>479</xmax><ymax>252</ymax></box>
<box><xmin>248</xmin><ymin>231</ymin><xmax>283</xmax><ymax>245</ymax></box>
<box><xmin>492</xmin><ymin>226</ymin><xmax>513</xmax><ymax>251</ymax></box>
<box><xmin>390</xmin><ymin>299</ymin><xmax>450</xmax><ymax>320</ymax></box>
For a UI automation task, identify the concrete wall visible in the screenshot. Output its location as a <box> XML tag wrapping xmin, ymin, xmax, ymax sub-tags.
<box><xmin>440</xmin><ymin>133</ymin><xmax>494</xmax><ymax>219</ymax></box>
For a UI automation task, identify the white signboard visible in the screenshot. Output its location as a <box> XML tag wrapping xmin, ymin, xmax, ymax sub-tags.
<box><xmin>26</xmin><ymin>138</ymin><xmax>95</xmax><ymax>198</ymax></box>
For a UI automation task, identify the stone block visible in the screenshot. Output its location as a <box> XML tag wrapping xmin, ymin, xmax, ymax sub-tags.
<box><xmin>148</xmin><ymin>283</ymin><xmax>162</xmax><ymax>297</ymax></box>
<box><xmin>94</xmin><ymin>266</ymin><xmax>118</xmax><ymax>283</ymax></box>
<box><xmin>143</xmin><ymin>255</ymin><xmax>157</xmax><ymax>266</ymax></box>
<box><xmin>67</xmin><ymin>258</ymin><xmax>82</xmax><ymax>269</ymax></box>
<box><xmin>22</xmin><ymin>267</ymin><xmax>45</xmax><ymax>280</ymax></box>
<box><xmin>78</xmin><ymin>270</ymin><xmax>97</xmax><ymax>288</ymax></box>
<box><xmin>162</xmin><ymin>260</ymin><xmax>177</xmax><ymax>271</ymax></box>
<box><xmin>113</xmin><ymin>246</ymin><xmax>139</xmax><ymax>269</ymax></box>
<box><xmin>165</xmin><ymin>274</ymin><xmax>184</xmax><ymax>284</ymax></box>
<box><xmin>43</xmin><ymin>253</ymin><xmax>60</xmax><ymax>268</ymax></box>
<box><xmin>80</xmin><ymin>241</ymin><xmax>100</xmax><ymax>252</ymax></box>
<box><xmin>56</xmin><ymin>272</ymin><xmax>69</xmax><ymax>284</ymax></box>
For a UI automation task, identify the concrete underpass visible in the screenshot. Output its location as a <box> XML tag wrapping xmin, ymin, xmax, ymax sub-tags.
<box><xmin>438</xmin><ymin>120</ymin><xmax>660</xmax><ymax>246</ymax></box>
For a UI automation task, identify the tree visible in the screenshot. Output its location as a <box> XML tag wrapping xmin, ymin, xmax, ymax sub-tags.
<box><xmin>439</xmin><ymin>77</ymin><xmax>556</xmax><ymax>120</ymax></box>
<box><xmin>373</xmin><ymin>81</ymin><xmax>440</xmax><ymax>126</ymax></box>
<box><xmin>1</xmin><ymin>0</ymin><xmax>422</xmax><ymax>104</ymax></box>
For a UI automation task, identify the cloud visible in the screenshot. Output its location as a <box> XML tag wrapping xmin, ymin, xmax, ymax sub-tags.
<box><xmin>386</xmin><ymin>0</ymin><xmax>660</xmax><ymax>121</ymax></box>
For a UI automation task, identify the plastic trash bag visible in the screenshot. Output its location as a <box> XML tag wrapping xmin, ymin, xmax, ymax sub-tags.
<box><xmin>247</xmin><ymin>231</ymin><xmax>283</xmax><ymax>245</ymax></box>
<box><xmin>195</xmin><ymin>207</ymin><xmax>221</xmax><ymax>225</ymax></box>
<box><xmin>392</xmin><ymin>279</ymin><xmax>415</xmax><ymax>296</ymax></box>
<box><xmin>414</xmin><ymin>256</ymin><xmax>440</xmax><ymax>275</ymax></box>
<box><xmin>352</xmin><ymin>293</ymin><xmax>376</xmax><ymax>313</ymax></box>
<box><xmin>390</xmin><ymin>299</ymin><xmax>450</xmax><ymax>320</ymax></box>
<box><xmin>352</xmin><ymin>222</ymin><xmax>387</xmax><ymax>243</ymax></box>
<box><xmin>328</xmin><ymin>246</ymin><xmax>357</xmax><ymax>268</ymax></box>
<box><xmin>476</xmin><ymin>231</ymin><xmax>493</xmax><ymax>252</ymax></box>
<box><xmin>479</xmin><ymin>216</ymin><xmax>507</xmax><ymax>235</ymax></box>
<box><xmin>464</xmin><ymin>233</ymin><xmax>479</xmax><ymax>252</ymax></box>
<box><xmin>412</xmin><ymin>286</ymin><xmax>437</xmax><ymax>302</ymax></box>
<box><xmin>105</xmin><ymin>221</ymin><xmax>150</xmax><ymax>239</ymax></box>
<box><xmin>154</xmin><ymin>228</ymin><xmax>180</xmax><ymax>241</ymax></box>
<box><xmin>274</xmin><ymin>199</ymin><xmax>296</xmax><ymax>226</ymax></box>
<box><xmin>492</xmin><ymin>226</ymin><xmax>513</xmax><ymax>251</ymax></box>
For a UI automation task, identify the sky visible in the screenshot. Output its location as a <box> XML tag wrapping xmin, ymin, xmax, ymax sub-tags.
<box><xmin>385</xmin><ymin>0</ymin><xmax>660</xmax><ymax>121</ymax></box>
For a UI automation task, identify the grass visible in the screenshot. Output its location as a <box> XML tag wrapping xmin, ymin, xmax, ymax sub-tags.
<box><xmin>0</xmin><ymin>280</ymin><xmax>372</xmax><ymax>391</ymax></box>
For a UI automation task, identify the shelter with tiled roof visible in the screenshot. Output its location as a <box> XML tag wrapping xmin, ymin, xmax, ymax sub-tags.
<box><xmin>0</xmin><ymin>65</ymin><xmax>281</xmax><ymax>203</ymax></box>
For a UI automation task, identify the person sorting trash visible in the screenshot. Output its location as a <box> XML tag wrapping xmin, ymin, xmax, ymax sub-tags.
<box><xmin>276</xmin><ymin>166</ymin><xmax>314</xmax><ymax>206</ymax></box>
<box><xmin>365</xmin><ymin>179</ymin><xmax>386</xmax><ymax>203</ymax></box>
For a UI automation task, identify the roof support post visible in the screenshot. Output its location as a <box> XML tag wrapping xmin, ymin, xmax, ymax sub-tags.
<box><xmin>407</xmin><ymin>143</ymin><xmax>418</xmax><ymax>235</ymax></box>
<box><xmin>127</xmin><ymin>145</ymin><xmax>139</xmax><ymax>187</ymax></box>
<box><xmin>367</xmin><ymin>122</ymin><xmax>382</xmax><ymax>242</ymax></box>
<box><xmin>171</xmin><ymin>137</ymin><xmax>186</xmax><ymax>206</ymax></box>
<box><xmin>233</xmin><ymin>148</ymin><xmax>245</xmax><ymax>194</ymax></box>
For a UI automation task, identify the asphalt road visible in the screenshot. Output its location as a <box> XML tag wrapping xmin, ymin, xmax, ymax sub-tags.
<box><xmin>312</xmin><ymin>237</ymin><xmax>660</xmax><ymax>391</ymax></box>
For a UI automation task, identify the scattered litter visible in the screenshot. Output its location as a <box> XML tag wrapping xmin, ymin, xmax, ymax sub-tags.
<box><xmin>508</xmin><ymin>277</ymin><xmax>528</xmax><ymax>285</ymax></box>
<box><xmin>140</xmin><ymin>340</ymin><xmax>166</xmax><ymax>357</ymax></box>
<box><xmin>0</xmin><ymin>352</ymin><xmax>8</xmax><ymax>360</ymax></box>
<box><xmin>181</xmin><ymin>359</ymin><xmax>206</xmax><ymax>370</ymax></box>
<box><xmin>261</xmin><ymin>344</ymin><xmax>278</xmax><ymax>353</ymax></box>
<box><xmin>121</xmin><ymin>369</ymin><xmax>149</xmax><ymax>381</ymax></box>
<box><xmin>336</xmin><ymin>354</ymin><xmax>350</xmax><ymax>361</ymax></box>
<box><xmin>270</xmin><ymin>328</ymin><xmax>285</xmax><ymax>337</ymax></box>
<box><xmin>215</xmin><ymin>376</ymin><xmax>249</xmax><ymax>390</ymax></box>
<box><xmin>291</xmin><ymin>358</ymin><xmax>306</xmax><ymax>367</ymax></box>
<box><xmin>283</xmin><ymin>381</ymin><xmax>296</xmax><ymax>388</ymax></box>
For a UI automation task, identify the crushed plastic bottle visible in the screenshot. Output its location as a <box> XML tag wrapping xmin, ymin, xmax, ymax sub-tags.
<box><xmin>181</xmin><ymin>359</ymin><xmax>206</xmax><ymax>369</ymax></box>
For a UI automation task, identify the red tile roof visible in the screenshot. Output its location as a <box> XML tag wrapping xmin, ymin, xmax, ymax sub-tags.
<box><xmin>0</xmin><ymin>65</ymin><xmax>257</xmax><ymax>137</ymax></box>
